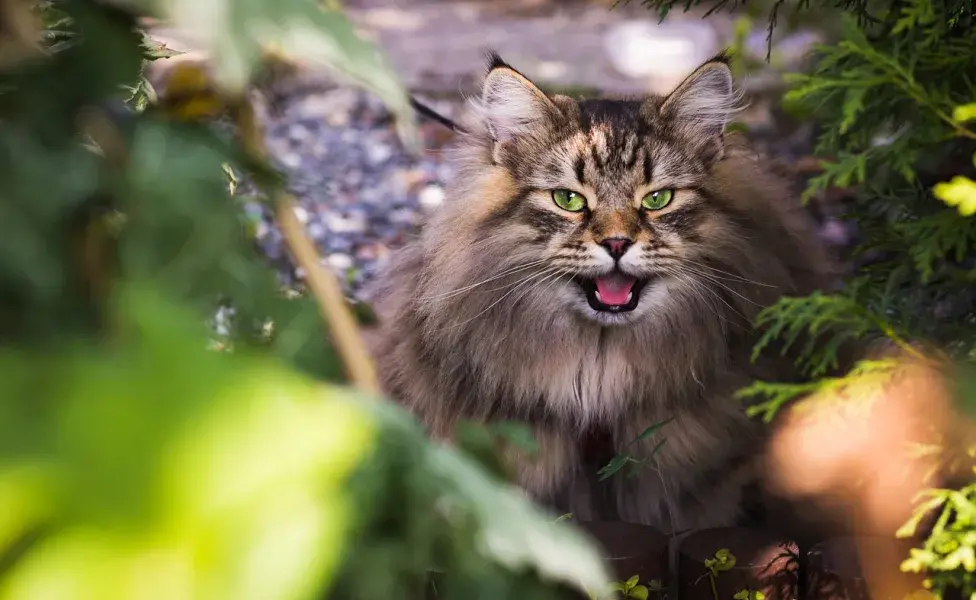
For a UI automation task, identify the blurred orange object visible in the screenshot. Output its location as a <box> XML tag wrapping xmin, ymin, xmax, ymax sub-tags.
<box><xmin>766</xmin><ymin>355</ymin><xmax>960</xmax><ymax>599</ymax></box>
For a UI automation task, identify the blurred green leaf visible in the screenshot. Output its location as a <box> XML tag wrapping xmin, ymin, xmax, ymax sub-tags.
<box><xmin>106</xmin><ymin>0</ymin><xmax>419</xmax><ymax>150</ymax></box>
<box><xmin>0</xmin><ymin>284</ymin><xmax>376</xmax><ymax>600</ymax></box>
<box><xmin>489</xmin><ymin>421</ymin><xmax>540</xmax><ymax>455</ymax></box>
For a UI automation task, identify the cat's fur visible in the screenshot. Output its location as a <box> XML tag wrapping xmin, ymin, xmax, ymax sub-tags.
<box><xmin>366</xmin><ymin>52</ymin><xmax>835</xmax><ymax>533</ymax></box>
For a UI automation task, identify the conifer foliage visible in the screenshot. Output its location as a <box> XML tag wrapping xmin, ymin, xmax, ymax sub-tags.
<box><xmin>641</xmin><ymin>0</ymin><xmax>976</xmax><ymax>595</ymax></box>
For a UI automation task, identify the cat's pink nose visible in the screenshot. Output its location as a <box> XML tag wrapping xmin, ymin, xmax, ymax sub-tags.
<box><xmin>599</xmin><ymin>237</ymin><xmax>634</xmax><ymax>260</ymax></box>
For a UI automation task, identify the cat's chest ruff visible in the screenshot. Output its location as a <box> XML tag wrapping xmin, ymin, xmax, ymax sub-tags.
<box><xmin>522</xmin><ymin>340</ymin><xmax>637</xmax><ymax>424</ymax></box>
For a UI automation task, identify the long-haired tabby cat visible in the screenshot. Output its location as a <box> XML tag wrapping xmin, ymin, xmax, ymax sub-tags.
<box><xmin>367</xmin><ymin>51</ymin><xmax>836</xmax><ymax>533</ymax></box>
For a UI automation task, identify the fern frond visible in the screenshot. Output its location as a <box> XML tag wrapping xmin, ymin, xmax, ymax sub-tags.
<box><xmin>738</xmin><ymin>357</ymin><xmax>901</xmax><ymax>421</ymax></box>
<box><xmin>752</xmin><ymin>292</ymin><xmax>878</xmax><ymax>376</ymax></box>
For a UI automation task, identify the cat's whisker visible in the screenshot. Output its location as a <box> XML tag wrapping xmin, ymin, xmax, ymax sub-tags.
<box><xmin>659</xmin><ymin>266</ymin><xmax>749</xmax><ymax>328</ymax></box>
<box><xmin>507</xmin><ymin>268</ymin><xmax>570</xmax><ymax>312</ymax></box>
<box><xmin>418</xmin><ymin>259</ymin><xmax>550</xmax><ymax>301</ymax></box>
<box><xmin>661</xmin><ymin>261</ymin><xmax>763</xmax><ymax>307</ymax></box>
<box><xmin>674</xmin><ymin>268</ymin><xmax>759</xmax><ymax>307</ymax></box>
<box><xmin>669</xmin><ymin>258</ymin><xmax>774</xmax><ymax>288</ymax></box>
<box><xmin>659</xmin><ymin>268</ymin><xmax>727</xmax><ymax>325</ymax></box>
<box><xmin>441</xmin><ymin>267</ymin><xmax>563</xmax><ymax>330</ymax></box>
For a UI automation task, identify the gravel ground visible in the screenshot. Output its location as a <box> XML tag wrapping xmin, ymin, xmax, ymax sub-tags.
<box><xmin>246</xmin><ymin>87</ymin><xmax>461</xmax><ymax>299</ymax></box>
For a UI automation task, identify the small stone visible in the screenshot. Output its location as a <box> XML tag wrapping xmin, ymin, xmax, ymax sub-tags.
<box><xmin>419</xmin><ymin>184</ymin><xmax>446</xmax><ymax>210</ymax></box>
<box><xmin>311</xmin><ymin>141</ymin><xmax>329</xmax><ymax>158</ymax></box>
<box><xmin>389</xmin><ymin>207</ymin><xmax>420</xmax><ymax>226</ymax></box>
<box><xmin>293</xmin><ymin>205</ymin><xmax>310</xmax><ymax>224</ymax></box>
<box><xmin>280</xmin><ymin>151</ymin><xmax>301</xmax><ymax>170</ymax></box>
<box><xmin>324</xmin><ymin>211</ymin><xmax>367</xmax><ymax>234</ymax></box>
<box><xmin>326</xmin><ymin>236</ymin><xmax>353</xmax><ymax>254</ymax></box>
<box><xmin>355</xmin><ymin>244</ymin><xmax>379</xmax><ymax>262</ymax></box>
<box><xmin>287</xmin><ymin>122</ymin><xmax>312</xmax><ymax>144</ymax></box>
<box><xmin>366</xmin><ymin>142</ymin><xmax>394</xmax><ymax>165</ymax></box>
<box><xmin>327</xmin><ymin>253</ymin><xmax>354</xmax><ymax>272</ymax></box>
<box><xmin>344</xmin><ymin>169</ymin><xmax>365</xmax><ymax>188</ymax></box>
<box><xmin>307</xmin><ymin>221</ymin><xmax>326</xmax><ymax>241</ymax></box>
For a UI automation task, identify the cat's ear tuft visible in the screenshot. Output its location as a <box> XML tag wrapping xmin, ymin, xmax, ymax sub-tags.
<box><xmin>485</xmin><ymin>51</ymin><xmax>511</xmax><ymax>73</ymax></box>
<box><xmin>479</xmin><ymin>54</ymin><xmax>560</xmax><ymax>143</ymax></box>
<box><xmin>659</xmin><ymin>56</ymin><xmax>741</xmax><ymax>141</ymax></box>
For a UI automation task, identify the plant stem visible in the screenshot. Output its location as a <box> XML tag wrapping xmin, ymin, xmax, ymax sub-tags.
<box><xmin>276</xmin><ymin>195</ymin><xmax>381</xmax><ymax>392</ymax></box>
<box><xmin>234</xmin><ymin>99</ymin><xmax>381</xmax><ymax>394</ymax></box>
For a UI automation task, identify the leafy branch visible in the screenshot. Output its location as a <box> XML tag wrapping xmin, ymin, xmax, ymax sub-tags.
<box><xmin>598</xmin><ymin>419</ymin><xmax>673</xmax><ymax>481</ymax></box>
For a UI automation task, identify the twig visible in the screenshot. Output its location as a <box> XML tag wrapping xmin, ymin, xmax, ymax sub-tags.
<box><xmin>234</xmin><ymin>99</ymin><xmax>381</xmax><ymax>394</ymax></box>
<box><xmin>275</xmin><ymin>195</ymin><xmax>381</xmax><ymax>392</ymax></box>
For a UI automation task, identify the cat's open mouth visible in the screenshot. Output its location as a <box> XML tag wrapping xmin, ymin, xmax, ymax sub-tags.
<box><xmin>574</xmin><ymin>272</ymin><xmax>652</xmax><ymax>313</ymax></box>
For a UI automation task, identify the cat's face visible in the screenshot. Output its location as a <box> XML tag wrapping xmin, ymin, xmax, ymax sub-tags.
<box><xmin>469</xmin><ymin>54</ymin><xmax>743</xmax><ymax>327</ymax></box>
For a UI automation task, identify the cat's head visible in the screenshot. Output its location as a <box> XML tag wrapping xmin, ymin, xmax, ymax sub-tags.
<box><xmin>421</xmin><ymin>52</ymin><xmax>814</xmax><ymax>335</ymax></box>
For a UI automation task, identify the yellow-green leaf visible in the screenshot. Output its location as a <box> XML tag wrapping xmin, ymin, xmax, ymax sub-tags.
<box><xmin>933</xmin><ymin>176</ymin><xmax>976</xmax><ymax>216</ymax></box>
<box><xmin>953</xmin><ymin>103</ymin><xmax>976</xmax><ymax>124</ymax></box>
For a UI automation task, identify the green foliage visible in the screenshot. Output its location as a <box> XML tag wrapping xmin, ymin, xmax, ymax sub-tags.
<box><xmin>898</xmin><ymin>478</ymin><xmax>976</xmax><ymax>597</ymax></box>
<box><xmin>759</xmin><ymin>1</ymin><xmax>976</xmax><ymax>595</ymax></box>
<box><xmin>0</xmin><ymin>0</ymin><xmax>611</xmax><ymax>599</ymax></box>
<box><xmin>102</xmin><ymin>0</ymin><xmax>420</xmax><ymax>149</ymax></box>
<box><xmin>744</xmin><ymin>0</ymin><xmax>976</xmax><ymax>397</ymax></box>
<box><xmin>587</xmin><ymin>574</ymin><xmax>663</xmax><ymax>600</ymax></box>
<box><xmin>0</xmin><ymin>286</ymin><xmax>371</xmax><ymax>600</ymax></box>
<box><xmin>641</xmin><ymin>0</ymin><xmax>976</xmax><ymax>596</ymax></box>
<box><xmin>737</xmin><ymin>357</ymin><xmax>899</xmax><ymax>422</ymax></box>
<box><xmin>597</xmin><ymin>418</ymin><xmax>672</xmax><ymax>481</ymax></box>
<box><xmin>610</xmin><ymin>575</ymin><xmax>652</xmax><ymax>599</ymax></box>
<box><xmin>695</xmin><ymin>549</ymin><xmax>737</xmax><ymax>600</ymax></box>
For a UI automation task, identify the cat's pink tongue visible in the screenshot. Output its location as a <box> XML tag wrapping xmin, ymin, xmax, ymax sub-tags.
<box><xmin>595</xmin><ymin>273</ymin><xmax>636</xmax><ymax>305</ymax></box>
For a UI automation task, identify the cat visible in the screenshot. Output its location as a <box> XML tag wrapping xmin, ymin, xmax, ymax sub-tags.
<box><xmin>365</xmin><ymin>51</ymin><xmax>836</xmax><ymax>533</ymax></box>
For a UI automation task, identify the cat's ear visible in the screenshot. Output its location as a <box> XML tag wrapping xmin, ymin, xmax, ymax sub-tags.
<box><xmin>479</xmin><ymin>52</ymin><xmax>561</xmax><ymax>143</ymax></box>
<box><xmin>659</xmin><ymin>55</ymin><xmax>740</xmax><ymax>141</ymax></box>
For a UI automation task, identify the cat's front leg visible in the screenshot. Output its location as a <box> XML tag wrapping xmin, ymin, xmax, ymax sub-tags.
<box><xmin>611</xmin><ymin>412</ymin><xmax>761</xmax><ymax>533</ymax></box>
<box><xmin>503</xmin><ymin>425</ymin><xmax>578</xmax><ymax>496</ymax></box>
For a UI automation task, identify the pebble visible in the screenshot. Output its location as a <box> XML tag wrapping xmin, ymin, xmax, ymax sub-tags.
<box><xmin>327</xmin><ymin>253</ymin><xmax>354</xmax><ymax>273</ymax></box>
<box><xmin>280</xmin><ymin>151</ymin><xmax>302</xmax><ymax>170</ymax></box>
<box><xmin>419</xmin><ymin>184</ymin><xmax>446</xmax><ymax>210</ymax></box>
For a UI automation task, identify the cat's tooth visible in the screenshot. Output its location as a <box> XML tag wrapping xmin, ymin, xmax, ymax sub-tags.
<box><xmin>595</xmin><ymin>290</ymin><xmax>603</xmax><ymax>303</ymax></box>
<box><xmin>626</xmin><ymin>292</ymin><xmax>633</xmax><ymax>303</ymax></box>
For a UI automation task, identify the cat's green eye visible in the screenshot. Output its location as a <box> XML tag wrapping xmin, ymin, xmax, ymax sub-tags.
<box><xmin>641</xmin><ymin>189</ymin><xmax>674</xmax><ymax>211</ymax></box>
<box><xmin>552</xmin><ymin>189</ymin><xmax>587</xmax><ymax>212</ymax></box>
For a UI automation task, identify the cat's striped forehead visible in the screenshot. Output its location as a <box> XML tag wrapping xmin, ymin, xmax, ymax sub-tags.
<box><xmin>480</xmin><ymin>52</ymin><xmax>739</xmax><ymax>201</ymax></box>
<box><xmin>505</xmin><ymin>98</ymin><xmax>709</xmax><ymax>203</ymax></box>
